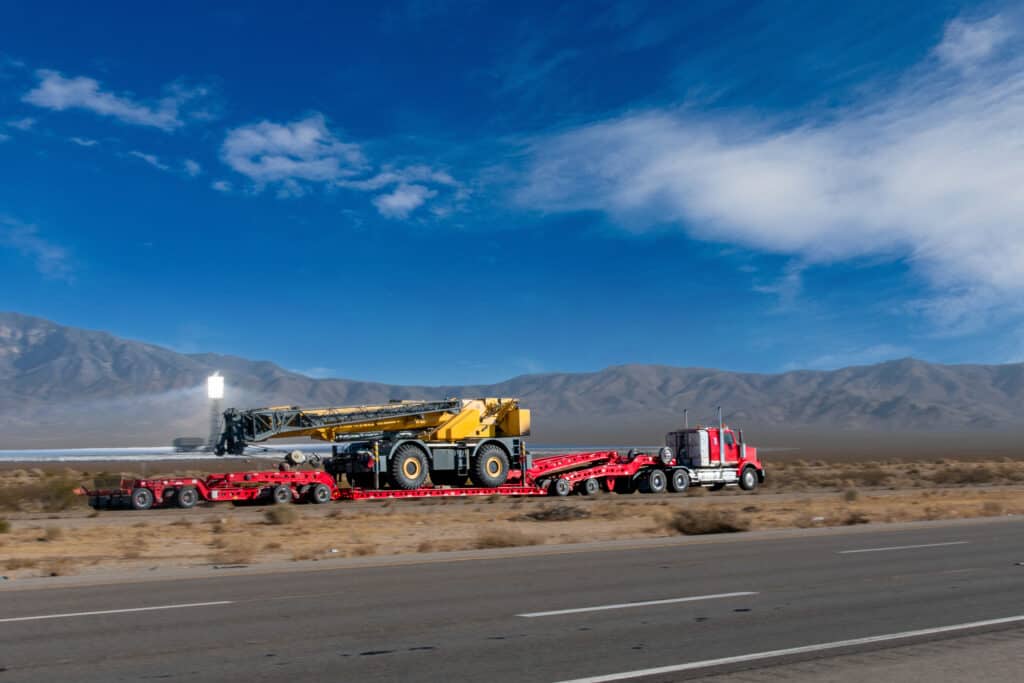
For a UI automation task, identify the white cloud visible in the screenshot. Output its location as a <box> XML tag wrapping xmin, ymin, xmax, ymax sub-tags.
<box><xmin>220</xmin><ymin>114</ymin><xmax>365</xmax><ymax>189</ymax></box>
<box><xmin>23</xmin><ymin>70</ymin><xmax>205</xmax><ymax>131</ymax></box>
<box><xmin>784</xmin><ymin>344</ymin><xmax>913</xmax><ymax>371</ymax></box>
<box><xmin>0</xmin><ymin>133</ymin><xmax>9</xmax><ymax>143</ymax></box>
<box><xmin>69</xmin><ymin>136</ymin><xmax>98</xmax><ymax>147</ymax></box>
<box><xmin>183</xmin><ymin>159</ymin><xmax>202</xmax><ymax>177</ymax></box>
<box><xmin>372</xmin><ymin>183</ymin><xmax>437</xmax><ymax>218</ymax></box>
<box><xmin>211</xmin><ymin>180</ymin><xmax>231</xmax><ymax>193</ymax></box>
<box><xmin>128</xmin><ymin>150</ymin><xmax>169</xmax><ymax>171</ymax></box>
<box><xmin>0</xmin><ymin>216</ymin><xmax>72</xmax><ymax>281</ymax></box>
<box><xmin>935</xmin><ymin>16</ymin><xmax>1010</xmax><ymax>70</ymax></box>
<box><xmin>517</xmin><ymin>14</ymin><xmax>1024</xmax><ymax>312</ymax></box>
<box><xmin>6</xmin><ymin>117</ymin><xmax>34</xmax><ymax>131</ymax></box>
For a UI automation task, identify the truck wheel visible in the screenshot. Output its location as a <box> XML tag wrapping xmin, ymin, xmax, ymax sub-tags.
<box><xmin>389</xmin><ymin>444</ymin><xmax>429</xmax><ymax>490</ymax></box>
<box><xmin>580</xmin><ymin>478</ymin><xmax>601</xmax><ymax>495</ymax></box>
<box><xmin>668</xmin><ymin>470</ymin><xmax>690</xmax><ymax>493</ymax></box>
<box><xmin>640</xmin><ymin>470</ymin><xmax>667</xmax><ymax>494</ymax></box>
<box><xmin>310</xmin><ymin>483</ymin><xmax>332</xmax><ymax>504</ymax></box>
<box><xmin>130</xmin><ymin>487</ymin><xmax>154</xmax><ymax>510</ymax></box>
<box><xmin>739</xmin><ymin>467</ymin><xmax>759</xmax><ymax>491</ymax></box>
<box><xmin>176</xmin><ymin>486</ymin><xmax>199</xmax><ymax>509</ymax></box>
<box><xmin>272</xmin><ymin>485</ymin><xmax>293</xmax><ymax>504</ymax></box>
<box><xmin>550</xmin><ymin>478</ymin><xmax>572</xmax><ymax>496</ymax></box>
<box><xmin>470</xmin><ymin>444</ymin><xmax>509</xmax><ymax>487</ymax></box>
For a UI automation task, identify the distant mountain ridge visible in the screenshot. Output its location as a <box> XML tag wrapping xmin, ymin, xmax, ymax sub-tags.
<box><xmin>1</xmin><ymin>311</ymin><xmax>1022</xmax><ymax>448</ymax></box>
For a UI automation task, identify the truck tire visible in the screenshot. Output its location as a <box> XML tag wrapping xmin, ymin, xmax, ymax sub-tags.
<box><xmin>176</xmin><ymin>486</ymin><xmax>199</xmax><ymax>509</ymax></box>
<box><xmin>640</xmin><ymin>470</ymin><xmax>667</xmax><ymax>494</ymax></box>
<box><xmin>272</xmin><ymin>484</ymin><xmax>293</xmax><ymax>504</ymax></box>
<box><xmin>580</xmin><ymin>477</ymin><xmax>601</xmax><ymax>495</ymax></box>
<box><xmin>739</xmin><ymin>467</ymin><xmax>759</xmax><ymax>492</ymax></box>
<box><xmin>470</xmin><ymin>443</ymin><xmax>509</xmax><ymax>487</ymax></box>
<box><xmin>389</xmin><ymin>443</ymin><xmax>429</xmax><ymax>490</ymax></box>
<box><xmin>131</xmin><ymin>487</ymin><xmax>154</xmax><ymax>510</ymax></box>
<box><xmin>668</xmin><ymin>470</ymin><xmax>690</xmax><ymax>493</ymax></box>
<box><xmin>310</xmin><ymin>483</ymin><xmax>332</xmax><ymax>504</ymax></box>
<box><xmin>550</xmin><ymin>478</ymin><xmax>572</xmax><ymax>496</ymax></box>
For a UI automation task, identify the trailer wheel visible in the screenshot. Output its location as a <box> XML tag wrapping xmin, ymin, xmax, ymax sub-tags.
<box><xmin>310</xmin><ymin>483</ymin><xmax>332</xmax><ymax>504</ymax></box>
<box><xmin>470</xmin><ymin>443</ymin><xmax>510</xmax><ymax>487</ymax></box>
<box><xmin>580</xmin><ymin>478</ymin><xmax>601</xmax><ymax>496</ymax></box>
<box><xmin>130</xmin><ymin>487</ymin><xmax>154</xmax><ymax>510</ymax></box>
<box><xmin>176</xmin><ymin>486</ymin><xmax>199</xmax><ymax>509</ymax></box>
<box><xmin>389</xmin><ymin>444</ymin><xmax>429</xmax><ymax>490</ymax></box>
<box><xmin>739</xmin><ymin>467</ymin><xmax>759</xmax><ymax>491</ymax></box>
<box><xmin>640</xmin><ymin>470</ymin><xmax>667</xmax><ymax>494</ymax></box>
<box><xmin>668</xmin><ymin>470</ymin><xmax>690</xmax><ymax>493</ymax></box>
<box><xmin>271</xmin><ymin>485</ymin><xmax>293</xmax><ymax>504</ymax></box>
<box><xmin>550</xmin><ymin>478</ymin><xmax>572</xmax><ymax>496</ymax></box>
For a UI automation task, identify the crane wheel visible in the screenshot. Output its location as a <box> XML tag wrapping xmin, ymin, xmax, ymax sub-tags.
<box><xmin>389</xmin><ymin>444</ymin><xmax>429</xmax><ymax>490</ymax></box>
<box><xmin>739</xmin><ymin>467</ymin><xmax>759</xmax><ymax>491</ymax></box>
<box><xmin>668</xmin><ymin>470</ymin><xmax>690</xmax><ymax>493</ymax></box>
<box><xmin>550</xmin><ymin>478</ymin><xmax>572</xmax><ymax>496</ymax></box>
<box><xmin>271</xmin><ymin>484</ymin><xmax>293</xmax><ymax>504</ymax></box>
<box><xmin>310</xmin><ymin>483</ymin><xmax>332</xmax><ymax>504</ymax></box>
<box><xmin>580</xmin><ymin>478</ymin><xmax>601</xmax><ymax>495</ymax></box>
<box><xmin>470</xmin><ymin>444</ymin><xmax>510</xmax><ymax>487</ymax></box>
<box><xmin>130</xmin><ymin>487</ymin><xmax>154</xmax><ymax>510</ymax></box>
<box><xmin>176</xmin><ymin>486</ymin><xmax>199</xmax><ymax>508</ymax></box>
<box><xmin>640</xmin><ymin>470</ymin><xmax>667</xmax><ymax>494</ymax></box>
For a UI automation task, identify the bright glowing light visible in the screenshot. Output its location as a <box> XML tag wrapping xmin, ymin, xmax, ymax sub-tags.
<box><xmin>207</xmin><ymin>373</ymin><xmax>224</xmax><ymax>400</ymax></box>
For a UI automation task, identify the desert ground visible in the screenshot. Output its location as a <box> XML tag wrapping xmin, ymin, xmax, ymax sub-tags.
<box><xmin>1</xmin><ymin>451</ymin><xmax>1022</xmax><ymax>580</ymax></box>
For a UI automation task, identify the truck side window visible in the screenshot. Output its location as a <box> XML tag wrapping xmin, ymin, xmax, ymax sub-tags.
<box><xmin>723</xmin><ymin>432</ymin><xmax>735</xmax><ymax>447</ymax></box>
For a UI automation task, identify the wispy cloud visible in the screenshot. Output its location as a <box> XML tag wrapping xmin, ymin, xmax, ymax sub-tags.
<box><xmin>6</xmin><ymin>117</ymin><xmax>34</xmax><ymax>131</ymax></box>
<box><xmin>516</xmin><ymin>14</ymin><xmax>1024</xmax><ymax>320</ymax></box>
<box><xmin>0</xmin><ymin>133</ymin><xmax>9</xmax><ymax>143</ymax></box>
<box><xmin>128</xmin><ymin>150</ymin><xmax>170</xmax><ymax>171</ymax></box>
<box><xmin>0</xmin><ymin>216</ymin><xmax>72</xmax><ymax>281</ymax></box>
<box><xmin>23</xmin><ymin>70</ymin><xmax>207</xmax><ymax>131</ymax></box>
<box><xmin>183</xmin><ymin>159</ymin><xmax>202</xmax><ymax>177</ymax></box>
<box><xmin>211</xmin><ymin>180</ymin><xmax>231</xmax><ymax>193</ymax></box>
<box><xmin>784</xmin><ymin>344</ymin><xmax>914</xmax><ymax>371</ymax></box>
<box><xmin>69</xmin><ymin>136</ymin><xmax>98</xmax><ymax>147</ymax></box>
<box><xmin>935</xmin><ymin>15</ymin><xmax>1011</xmax><ymax>70</ymax></box>
<box><xmin>221</xmin><ymin>113</ymin><xmax>463</xmax><ymax>216</ymax></box>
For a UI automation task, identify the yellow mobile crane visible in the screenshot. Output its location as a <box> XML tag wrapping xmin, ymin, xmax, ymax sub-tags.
<box><xmin>215</xmin><ymin>398</ymin><xmax>530</xmax><ymax>490</ymax></box>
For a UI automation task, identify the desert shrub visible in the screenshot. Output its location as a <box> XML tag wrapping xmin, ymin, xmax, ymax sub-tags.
<box><xmin>5</xmin><ymin>557</ymin><xmax>38</xmax><ymax>571</ymax></box>
<box><xmin>842</xmin><ymin>511</ymin><xmax>870</xmax><ymax>525</ymax></box>
<box><xmin>264</xmin><ymin>506</ymin><xmax>299</xmax><ymax>525</ymax></box>
<box><xmin>930</xmin><ymin>467</ymin><xmax>996</xmax><ymax>485</ymax></box>
<box><xmin>0</xmin><ymin>478</ymin><xmax>82</xmax><ymax>512</ymax></box>
<box><xmin>474</xmin><ymin>529</ymin><xmax>540</xmax><ymax>549</ymax></box>
<box><xmin>842</xmin><ymin>488</ymin><xmax>860</xmax><ymax>502</ymax></box>
<box><xmin>210</xmin><ymin>544</ymin><xmax>254</xmax><ymax>565</ymax></box>
<box><xmin>0</xmin><ymin>518</ymin><xmax>10</xmax><ymax>534</ymax></box>
<box><xmin>981</xmin><ymin>501</ymin><xmax>1004</xmax><ymax>516</ymax></box>
<box><xmin>851</xmin><ymin>467</ymin><xmax>889</xmax><ymax>487</ymax></box>
<box><xmin>666</xmin><ymin>509</ymin><xmax>749</xmax><ymax>535</ymax></box>
<box><xmin>520</xmin><ymin>505</ymin><xmax>591</xmax><ymax>522</ymax></box>
<box><xmin>352</xmin><ymin>544</ymin><xmax>376</xmax><ymax>556</ymax></box>
<box><xmin>43</xmin><ymin>526</ymin><xmax>63</xmax><ymax>542</ymax></box>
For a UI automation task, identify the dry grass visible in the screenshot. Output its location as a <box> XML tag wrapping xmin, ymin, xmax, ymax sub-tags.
<box><xmin>0</xmin><ymin>518</ymin><xmax>10</xmax><ymax>534</ymax></box>
<box><xmin>520</xmin><ymin>505</ymin><xmax>591</xmax><ymax>522</ymax></box>
<box><xmin>474</xmin><ymin>528</ymin><xmax>541</xmax><ymax>549</ymax></box>
<box><xmin>0</xmin><ymin>477</ymin><xmax>82</xmax><ymax>512</ymax></box>
<box><xmin>666</xmin><ymin>509</ymin><xmax>750</xmax><ymax>535</ymax></box>
<box><xmin>264</xmin><ymin>506</ymin><xmax>299</xmax><ymax>525</ymax></box>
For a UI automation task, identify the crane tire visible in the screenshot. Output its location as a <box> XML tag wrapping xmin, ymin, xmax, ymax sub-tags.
<box><xmin>310</xmin><ymin>483</ymin><xmax>332</xmax><ymax>504</ymax></box>
<box><xmin>130</xmin><ymin>487</ymin><xmax>154</xmax><ymax>510</ymax></box>
<box><xmin>389</xmin><ymin>443</ymin><xmax>429</xmax><ymax>490</ymax></box>
<box><xmin>176</xmin><ymin>486</ymin><xmax>199</xmax><ymax>508</ymax></box>
<box><xmin>668</xmin><ymin>470</ymin><xmax>690</xmax><ymax>493</ymax></box>
<box><xmin>580</xmin><ymin>478</ymin><xmax>601</xmax><ymax>495</ymax></box>
<box><xmin>470</xmin><ymin>443</ymin><xmax>510</xmax><ymax>488</ymax></box>
<box><xmin>271</xmin><ymin>484</ymin><xmax>293</xmax><ymax>504</ymax></box>
<box><xmin>739</xmin><ymin>467</ymin><xmax>759</xmax><ymax>491</ymax></box>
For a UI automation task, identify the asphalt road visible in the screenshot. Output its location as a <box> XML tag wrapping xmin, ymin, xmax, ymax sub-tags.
<box><xmin>2</xmin><ymin>517</ymin><xmax>1023</xmax><ymax>682</ymax></box>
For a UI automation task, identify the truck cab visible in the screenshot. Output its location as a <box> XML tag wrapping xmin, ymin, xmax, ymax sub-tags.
<box><xmin>665</xmin><ymin>426</ymin><xmax>764</xmax><ymax>490</ymax></box>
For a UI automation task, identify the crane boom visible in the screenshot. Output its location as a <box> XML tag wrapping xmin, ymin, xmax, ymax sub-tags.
<box><xmin>215</xmin><ymin>398</ymin><xmax>530</xmax><ymax>455</ymax></box>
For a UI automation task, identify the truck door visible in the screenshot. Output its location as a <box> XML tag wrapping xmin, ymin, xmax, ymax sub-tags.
<box><xmin>722</xmin><ymin>430</ymin><xmax>739</xmax><ymax>464</ymax></box>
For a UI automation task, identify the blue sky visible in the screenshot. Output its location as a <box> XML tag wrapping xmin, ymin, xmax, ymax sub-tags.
<box><xmin>2</xmin><ymin>1</ymin><xmax>1023</xmax><ymax>384</ymax></box>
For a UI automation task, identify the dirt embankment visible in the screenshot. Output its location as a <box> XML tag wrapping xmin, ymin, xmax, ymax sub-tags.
<box><xmin>1</xmin><ymin>457</ymin><xmax>1022</xmax><ymax>579</ymax></box>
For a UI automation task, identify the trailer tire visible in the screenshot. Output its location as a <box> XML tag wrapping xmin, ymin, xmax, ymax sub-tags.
<box><xmin>271</xmin><ymin>485</ymin><xmax>293</xmax><ymax>504</ymax></box>
<box><xmin>550</xmin><ymin>478</ymin><xmax>572</xmax><ymax>496</ymax></box>
<box><xmin>310</xmin><ymin>483</ymin><xmax>332</xmax><ymax>504</ymax></box>
<box><xmin>739</xmin><ymin>467</ymin><xmax>759</xmax><ymax>491</ymax></box>
<box><xmin>640</xmin><ymin>470</ymin><xmax>667</xmax><ymax>494</ymax></box>
<box><xmin>580</xmin><ymin>477</ymin><xmax>601</xmax><ymax>496</ymax></box>
<box><xmin>470</xmin><ymin>443</ymin><xmax>510</xmax><ymax>488</ymax></box>
<box><xmin>668</xmin><ymin>470</ymin><xmax>690</xmax><ymax>493</ymax></box>
<box><xmin>390</xmin><ymin>443</ymin><xmax>429</xmax><ymax>490</ymax></box>
<box><xmin>130</xmin><ymin>487</ymin><xmax>154</xmax><ymax>510</ymax></box>
<box><xmin>176</xmin><ymin>486</ymin><xmax>199</xmax><ymax>509</ymax></box>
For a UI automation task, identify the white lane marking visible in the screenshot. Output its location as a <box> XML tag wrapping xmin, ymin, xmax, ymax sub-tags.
<box><xmin>552</xmin><ymin>614</ymin><xmax>1024</xmax><ymax>683</ymax></box>
<box><xmin>517</xmin><ymin>591</ymin><xmax>757</xmax><ymax>618</ymax></box>
<box><xmin>0</xmin><ymin>600</ymin><xmax>233</xmax><ymax>624</ymax></box>
<box><xmin>838</xmin><ymin>541</ymin><xmax>969</xmax><ymax>554</ymax></box>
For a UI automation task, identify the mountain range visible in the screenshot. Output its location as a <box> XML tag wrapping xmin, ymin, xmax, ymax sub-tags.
<box><xmin>1</xmin><ymin>311</ymin><xmax>1022</xmax><ymax>450</ymax></box>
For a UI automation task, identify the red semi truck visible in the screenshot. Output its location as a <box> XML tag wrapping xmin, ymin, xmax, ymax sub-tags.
<box><xmin>82</xmin><ymin>421</ymin><xmax>764</xmax><ymax>510</ymax></box>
